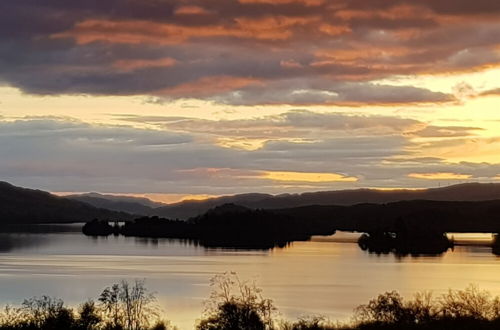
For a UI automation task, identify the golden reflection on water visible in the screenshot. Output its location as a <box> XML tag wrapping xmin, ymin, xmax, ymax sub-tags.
<box><xmin>0</xmin><ymin>232</ymin><xmax>499</xmax><ymax>329</ymax></box>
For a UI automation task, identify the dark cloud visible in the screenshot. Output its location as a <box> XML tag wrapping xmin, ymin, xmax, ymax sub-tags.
<box><xmin>0</xmin><ymin>0</ymin><xmax>498</xmax><ymax>104</ymax></box>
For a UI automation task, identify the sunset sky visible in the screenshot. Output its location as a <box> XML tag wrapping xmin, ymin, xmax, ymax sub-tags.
<box><xmin>1</xmin><ymin>0</ymin><xmax>500</xmax><ymax>202</ymax></box>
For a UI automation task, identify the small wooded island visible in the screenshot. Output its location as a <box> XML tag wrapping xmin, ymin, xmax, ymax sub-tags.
<box><xmin>82</xmin><ymin>201</ymin><xmax>500</xmax><ymax>254</ymax></box>
<box><xmin>83</xmin><ymin>204</ymin><xmax>336</xmax><ymax>249</ymax></box>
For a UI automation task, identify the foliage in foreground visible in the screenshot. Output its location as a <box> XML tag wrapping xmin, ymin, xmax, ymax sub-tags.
<box><xmin>196</xmin><ymin>272</ymin><xmax>276</xmax><ymax>330</ymax></box>
<box><xmin>2</xmin><ymin>275</ymin><xmax>500</xmax><ymax>330</ymax></box>
<box><xmin>0</xmin><ymin>280</ymin><xmax>169</xmax><ymax>330</ymax></box>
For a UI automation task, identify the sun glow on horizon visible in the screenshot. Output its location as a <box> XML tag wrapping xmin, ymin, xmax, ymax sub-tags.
<box><xmin>260</xmin><ymin>171</ymin><xmax>358</xmax><ymax>183</ymax></box>
<box><xmin>408</xmin><ymin>172</ymin><xmax>473</xmax><ymax>180</ymax></box>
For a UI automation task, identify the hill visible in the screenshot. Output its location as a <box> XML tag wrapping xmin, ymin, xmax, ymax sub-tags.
<box><xmin>274</xmin><ymin>199</ymin><xmax>500</xmax><ymax>233</ymax></box>
<box><xmin>0</xmin><ymin>181</ymin><xmax>134</xmax><ymax>224</ymax></box>
<box><xmin>153</xmin><ymin>183</ymin><xmax>500</xmax><ymax>219</ymax></box>
<box><xmin>67</xmin><ymin>193</ymin><xmax>162</xmax><ymax>216</ymax></box>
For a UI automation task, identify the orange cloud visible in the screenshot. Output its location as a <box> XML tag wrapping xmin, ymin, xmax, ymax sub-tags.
<box><xmin>408</xmin><ymin>172</ymin><xmax>472</xmax><ymax>180</ymax></box>
<box><xmin>239</xmin><ymin>0</ymin><xmax>324</xmax><ymax>5</ymax></box>
<box><xmin>318</xmin><ymin>24</ymin><xmax>352</xmax><ymax>36</ymax></box>
<box><xmin>174</xmin><ymin>5</ymin><xmax>211</xmax><ymax>15</ymax></box>
<box><xmin>335</xmin><ymin>4</ymin><xmax>434</xmax><ymax>21</ymax></box>
<box><xmin>112</xmin><ymin>57</ymin><xmax>177</xmax><ymax>71</ymax></box>
<box><xmin>313</xmin><ymin>46</ymin><xmax>412</xmax><ymax>65</ymax></box>
<box><xmin>480</xmin><ymin>88</ymin><xmax>500</xmax><ymax>96</ymax></box>
<box><xmin>280</xmin><ymin>59</ymin><xmax>303</xmax><ymax>68</ymax></box>
<box><xmin>53</xmin><ymin>16</ymin><xmax>324</xmax><ymax>45</ymax></box>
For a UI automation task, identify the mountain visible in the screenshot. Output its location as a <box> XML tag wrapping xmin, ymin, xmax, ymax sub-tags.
<box><xmin>67</xmin><ymin>192</ymin><xmax>164</xmax><ymax>216</ymax></box>
<box><xmin>153</xmin><ymin>183</ymin><xmax>500</xmax><ymax>219</ymax></box>
<box><xmin>273</xmin><ymin>199</ymin><xmax>500</xmax><ymax>233</ymax></box>
<box><xmin>68</xmin><ymin>192</ymin><xmax>165</xmax><ymax>208</ymax></box>
<box><xmin>154</xmin><ymin>193</ymin><xmax>272</xmax><ymax>219</ymax></box>
<box><xmin>0</xmin><ymin>181</ymin><xmax>134</xmax><ymax>224</ymax></box>
<box><xmin>59</xmin><ymin>182</ymin><xmax>500</xmax><ymax>220</ymax></box>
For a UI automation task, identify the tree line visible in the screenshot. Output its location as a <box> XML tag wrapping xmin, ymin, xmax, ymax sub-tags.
<box><xmin>1</xmin><ymin>274</ymin><xmax>500</xmax><ymax>330</ymax></box>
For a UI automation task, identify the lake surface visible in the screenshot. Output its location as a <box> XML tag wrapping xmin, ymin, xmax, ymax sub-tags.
<box><xmin>0</xmin><ymin>228</ymin><xmax>499</xmax><ymax>329</ymax></box>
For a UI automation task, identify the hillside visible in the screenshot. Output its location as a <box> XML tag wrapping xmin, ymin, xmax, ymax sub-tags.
<box><xmin>67</xmin><ymin>193</ymin><xmax>161</xmax><ymax>216</ymax></box>
<box><xmin>154</xmin><ymin>183</ymin><xmax>500</xmax><ymax>219</ymax></box>
<box><xmin>274</xmin><ymin>199</ymin><xmax>500</xmax><ymax>233</ymax></box>
<box><xmin>66</xmin><ymin>183</ymin><xmax>500</xmax><ymax>219</ymax></box>
<box><xmin>0</xmin><ymin>182</ymin><xmax>134</xmax><ymax>224</ymax></box>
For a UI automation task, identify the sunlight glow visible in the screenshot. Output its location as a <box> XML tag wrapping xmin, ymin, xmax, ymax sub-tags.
<box><xmin>408</xmin><ymin>172</ymin><xmax>472</xmax><ymax>180</ymax></box>
<box><xmin>261</xmin><ymin>171</ymin><xmax>358</xmax><ymax>183</ymax></box>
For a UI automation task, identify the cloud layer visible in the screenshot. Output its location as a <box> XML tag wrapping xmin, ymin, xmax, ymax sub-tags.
<box><xmin>1</xmin><ymin>116</ymin><xmax>498</xmax><ymax>194</ymax></box>
<box><xmin>1</xmin><ymin>0</ymin><xmax>499</xmax><ymax>105</ymax></box>
<box><xmin>1</xmin><ymin>1</ymin><xmax>499</xmax><ymax>195</ymax></box>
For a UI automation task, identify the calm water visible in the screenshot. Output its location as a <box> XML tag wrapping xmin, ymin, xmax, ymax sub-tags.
<box><xmin>0</xmin><ymin>228</ymin><xmax>499</xmax><ymax>329</ymax></box>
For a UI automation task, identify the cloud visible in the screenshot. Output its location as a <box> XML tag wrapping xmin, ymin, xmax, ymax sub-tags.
<box><xmin>0</xmin><ymin>0</ymin><xmax>497</xmax><ymax>104</ymax></box>
<box><xmin>118</xmin><ymin>110</ymin><xmax>426</xmax><ymax>143</ymax></box>
<box><xmin>409</xmin><ymin>125</ymin><xmax>482</xmax><ymax>138</ymax></box>
<box><xmin>1</xmin><ymin>117</ymin><xmax>500</xmax><ymax>194</ymax></box>
<box><xmin>480</xmin><ymin>88</ymin><xmax>500</xmax><ymax>96</ymax></box>
<box><xmin>112</xmin><ymin>57</ymin><xmax>177</xmax><ymax>72</ymax></box>
<box><xmin>408</xmin><ymin>172</ymin><xmax>472</xmax><ymax>180</ymax></box>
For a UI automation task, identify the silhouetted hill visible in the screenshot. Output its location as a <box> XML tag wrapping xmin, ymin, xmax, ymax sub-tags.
<box><xmin>67</xmin><ymin>193</ymin><xmax>160</xmax><ymax>216</ymax></box>
<box><xmin>274</xmin><ymin>199</ymin><xmax>500</xmax><ymax>233</ymax></box>
<box><xmin>154</xmin><ymin>193</ymin><xmax>272</xmax><ymax>219</ymax></box>
<box><xmin>153</xmin><ymin>183</ymin><xmax>500</xmax><ymax>219</ymax></box>
<box><xmin>0</xmin><ymin>182</ymin><xmax>134</xmax><ymax>224</ymax></box>
<box><xmin>68</xmin><ymin>192</ymin><xmax>165</xmax><ymax>207</ymax></box>
<box><xmin>68</xmin><ymin>192</ymin><xmax>273</xmax><ymax>218</ymax></box>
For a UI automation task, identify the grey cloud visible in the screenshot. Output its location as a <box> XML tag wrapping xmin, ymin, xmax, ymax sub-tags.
<box><xmin>208</xmin><ymin>81</ymin><xmax>453</xmax><ymax>105</ymax></box>
<box><xmin>411</xmin><ymin>125</ymin><xmax>483</xmax><ymax>138</ymax></box>
<box><xmin>0</xmin><ymin>0</ymin><xmax>497</xmax><ymax>104</ymax></box>
<box><xmin>118</xmin><ymin>110</ymin><xmax>424</xmax><ymax>140</ymax></box>
<box><xmin>1</xmin><ymin>118</ymin><xmax>499</xmax><ymax>194</ymax></box>
<box><xmin>0</xmin><ymin>118</ymin><xmax>405</xmax><ymax>193</ymax></box>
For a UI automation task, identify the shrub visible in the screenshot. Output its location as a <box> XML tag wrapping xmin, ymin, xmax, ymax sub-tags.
<box><xmin>99</xmin><ymin>280</ymin><xmax>160</xmax><ymax>330</ymax></box>
<box><xmin>196</xmin><ymin>272</ymin><xmax>276</xmax><ymax>330</ymax></box>
<box><xmin>76</xmin><ymin>300</ymin><xmax>101</xmax><ymax>330</ymax></box>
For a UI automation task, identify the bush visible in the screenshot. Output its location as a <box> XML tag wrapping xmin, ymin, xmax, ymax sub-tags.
<box><xmin>280</xmin><ymin>316</ymin><xmax>338</xmax><ymax>330</ymax></box>
<box><xmin>0</xmin><ymin>281</ymin><xmax>166</xmax><ymax>330</ymax></box>
<box><xmin>98</xmin><ymin>280</ymin><xmax>161</xmax><ymax>330</ymax></box>
<box><xmin>76</xmin><ymin>300</ymin><xmax>101</xmax><ymax>330</ymax></box>
<box><xmin>438</xmin><ymin>285</ymin><xmax>499</xmax><ymax>320</ymax></box>
<box><xmin>354</xmin><ymin>285</ymin><xmax>500</xmax><ymax>329</ymax></box>
<box><xmin>196</xmin><ymin>272</ymin><xmax>276</xmax><ymax>330</ymax></box>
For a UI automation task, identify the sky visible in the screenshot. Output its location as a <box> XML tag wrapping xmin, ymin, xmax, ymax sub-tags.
<box><xmin>1</xmin><ymin>0</ymin><xmax>500</xmax><ymax>202</ymax></box>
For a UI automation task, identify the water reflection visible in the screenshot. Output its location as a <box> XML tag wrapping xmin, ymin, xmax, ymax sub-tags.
<box><xmin>0</xmin><ymin>223</ymin><xmax>83</xmax><ymax>233</ymax></box>
<box><xmin>0</xmin><ymin>234</ymin><xmax>49</xmax><ymax>253</ymax></box>
<box><xmin>132</xmin><ymin>236</ymin><xmax>295</xmax><ymax>252</ymax></box>
<box><xmin>1</xmin><ymin>225</ymin><xmax>500</xmax><ymax>257</ymax></box>
<box><xmin>1</xmin><ymin>227</ymin><xmax>500</xmax><ymax>329</ymax></box>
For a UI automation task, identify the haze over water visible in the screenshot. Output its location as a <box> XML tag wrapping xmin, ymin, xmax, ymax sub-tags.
<box><xmin>1</xmin><ymin>229</ymin><xmax>499</xmax><ymax>330</ymax></box>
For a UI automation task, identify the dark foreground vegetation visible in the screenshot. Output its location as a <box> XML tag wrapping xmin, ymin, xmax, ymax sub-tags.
<box><xmin>2</xmin><ymin>274</ymin><xmax>500</xmax><ymax>330</ymax></box>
